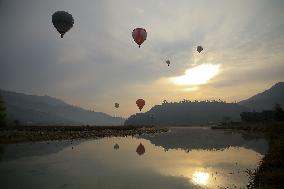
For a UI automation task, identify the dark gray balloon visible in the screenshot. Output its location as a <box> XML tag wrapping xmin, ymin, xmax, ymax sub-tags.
<box><xmin>52</xmin><ymin>11</ymin><xmax>74</xmax><ymax>38</ymax></box>
<box><xmin>166</xmin><ymin>60</ymin><xmax>170</xmax><ymax>66</ymax></box>
<box><xmin>197</xmin><ymin>46</ymin><xmax>203</xmax><ymax>53</ymax></box>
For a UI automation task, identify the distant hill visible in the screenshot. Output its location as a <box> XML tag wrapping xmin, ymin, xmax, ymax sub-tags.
<box><xmin>0</xmin><ymin>89</ymin><xmax>125</xmax><ymax>126</ymax></box>
<box><xmin>125</xmin><ymin>100</ymin><xmax>249</xmax><ymax>126</ymax></box>
<box><xmin>125</xmin><ymin>82</ymin><xmax>284</xmax><ymax>126</ymax></box>
<box><xmin>239</xmin><ymin>82</ymin><xmax>284</xmax><ymax>111</ymax></box>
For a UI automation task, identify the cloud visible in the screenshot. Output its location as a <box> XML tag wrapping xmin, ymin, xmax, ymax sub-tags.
<box><xmin>1</xmin><ymin>0</ymin><xmax>284</xmax><ymax>117</ymax></box>
<box><xmin>170</xmin><ymin>64</ymin><xmax>221</xmax><ymax>86</ymax></box>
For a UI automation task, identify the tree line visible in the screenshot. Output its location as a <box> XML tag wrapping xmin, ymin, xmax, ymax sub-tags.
<box><xmin>0</xmin><ymin>95</ymin><xmax>7</xmax><ymax>127</ymax></box>
<box><xmin>240</xmin><ymin>104</ymin><xmax>284</xmax><ymax>122</ymax></box>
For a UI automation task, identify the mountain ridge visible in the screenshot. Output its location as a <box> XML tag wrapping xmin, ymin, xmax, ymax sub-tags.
<box><xmin>239</xmin><ymin>82</ymin><xmax>284</xmax><ymax>111</ymax></box>
<box><xmin>1</xmin><ymin>82</ymin><xmax>283</xmax><ymax>126</ymax></box>
<box><xmin>0</xmin><ymin>89</ymin><xmax>125</xmax><ymax>126</ymax></box>
<box><xmin>125</xmin><ymin>82</ymin><xmax>284</xmax><ymax>126</ymax></box>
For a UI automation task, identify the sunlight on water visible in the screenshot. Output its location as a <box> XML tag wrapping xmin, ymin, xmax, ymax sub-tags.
<box><xmin>192</xmin><ymin>171</ymin><xmax>209</xmax><ymax>185</ymax></box>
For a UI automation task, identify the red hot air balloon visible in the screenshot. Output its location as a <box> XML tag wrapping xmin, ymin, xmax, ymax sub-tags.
<box><xmin>136</xmin><ymin>143</ymin><xmax>145</xmax><ymax>156</ymax></box>
<box><xmin>136</xmin><ymin>99</ymin><xmax>145</xmax><ymax>111</ymax></box>
<box><xmin>132</xmin><ymin>28</ymin><xmax>147</xmax><ymax>48</ymax></box>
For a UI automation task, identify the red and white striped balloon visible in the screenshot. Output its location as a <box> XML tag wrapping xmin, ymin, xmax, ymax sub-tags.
<box><xmin>132</xmin><ymin>28</ymin><xmax>147</xmax><ymax>48</ymax></box>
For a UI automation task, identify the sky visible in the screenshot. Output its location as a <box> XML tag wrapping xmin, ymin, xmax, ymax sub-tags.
<box><xmin>0</xmin><ymin>0</ymin><xmax>284</xmax><ymax>118</ymax></box>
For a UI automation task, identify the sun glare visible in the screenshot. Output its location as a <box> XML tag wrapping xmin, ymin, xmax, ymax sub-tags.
<box><xmin>192</xmin><ymin>171</ymin><xmax>209</xmax><ymax>185</ymax></box>
<box><xmin>171</xmin><ymin>64</ymin><xmax>220</xmax><ymax>86</ymax></box>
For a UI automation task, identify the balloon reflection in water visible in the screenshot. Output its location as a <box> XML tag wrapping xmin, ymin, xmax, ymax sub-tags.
<box><xmin>136</xmin><ymin>143</ymin><xmax>145</xmax><ymax>156</ymax></box>
<box><xmin>114</xmin><ymin>143</ymin><xmax>119</xmax><ymax>150</ymax></box>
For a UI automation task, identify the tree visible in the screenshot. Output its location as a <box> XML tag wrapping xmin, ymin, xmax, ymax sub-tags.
<box><xmin>162</xmin><ymin>100</ymin><xmax>168</xmax><ymax>104</ymax></box>
<box><xmin>0</xmin><ymin>95</ymin><xmax>7</xmax><ymax>127</ymax></box>
<box><xmin>222</xmin><ymin>116</ymin><xmax>232</xmax><ymax>125</ymax></box>
<box><xmin>274</xmin><ymin>103</ymin><xmax>284</xmax><ymax>121</ymax></box>
<box><xmin>274</xmin><ymin>103</ymin><xmax>282</xmax><ymax>113</ymax></box>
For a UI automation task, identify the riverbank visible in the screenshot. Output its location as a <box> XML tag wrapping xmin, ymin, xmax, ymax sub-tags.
<box><xmin>212</xmin><ymin>122</ymin><xmax>284</xmax><ymax>189</ymax></box>
<box><xmin>0</xmin><ymin>125</ymin><xmax>168</xmax><ymax>144</ymax></box>
<box><xmin>249</xmin><ymin>123</ymin><xmax>284</xmax><ymax>189</ymax></box>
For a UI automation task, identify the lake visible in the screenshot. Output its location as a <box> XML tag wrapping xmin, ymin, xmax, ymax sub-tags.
<box><xmin>0</xmin><ymin>127</ymin><xmax>268</xmax><ymax>189</ymax></box>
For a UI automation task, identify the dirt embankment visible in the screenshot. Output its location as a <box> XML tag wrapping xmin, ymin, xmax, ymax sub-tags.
<box><xmin>0</xmin><ymin>125</ymin><xmax>168</xmax><ymax>144</ymax></box>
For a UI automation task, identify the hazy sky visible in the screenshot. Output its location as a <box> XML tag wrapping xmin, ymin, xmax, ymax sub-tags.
<box><xmin>1</xmin><ymin>0</ymin><xmax>284</xmax><ymax>117</ymax></box>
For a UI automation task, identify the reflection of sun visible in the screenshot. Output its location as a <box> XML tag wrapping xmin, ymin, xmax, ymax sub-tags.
<box><xmin>171</xmin><ymin>64</ymin><xmax>220</xmax><ymax>86</ymax></box>
<box><xmin>192</xmin><ymin>171</ymin><xmax>209</xmax><ymax>185</ymax></box>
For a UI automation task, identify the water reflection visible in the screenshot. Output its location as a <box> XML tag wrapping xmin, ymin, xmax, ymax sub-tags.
<box><xmin>0</xmin><ymin>128</ymin><xmax>268</xmax><ymax>189</ymax></box>
<box><xmin>141</xmin><ymin>127</ymin><xmax>268</xmax><ymax>155</ymax></box>
<box><xmin>0</xmin><ymin>146</ymin><xmax>4</xmax><ymax>162</ymax></box>
<box><xmin>114</xmin><ymin>143</ymin><xmax>119</xmax><ymax>150</ymax></box>
<box><xmin>136</xmin><ymin>143</ymin><xmax>145</xmax><ymax>156</ymax></box>
<box><xmin>0</xmin><ymin>140</ymin><xmax>80</xmax><ymax>162</ymax></box>
<box><xmin>192</xmin><ymin>171</ymin><xmax>209</xmax><ymax>185</ymax></box>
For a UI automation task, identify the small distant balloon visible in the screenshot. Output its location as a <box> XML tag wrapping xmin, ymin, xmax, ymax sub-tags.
<box><xmin>136</xmin><ymin>99</ymin><xmax>145</xmax><ymax>111</ymax></box>
<box><xmin>132</xmin><ymin>28</ymin><xmax>147</xmax><ymax>48</ymax></box>
<box><xmin>166</xmin><ymin>60</ymin><xmax>170</xmax><ymax>66</ymax></box>
<box><xmin>114</xmin><ymin>103</ymin><xmax>119</xmax><ymax>108</ymax></box>
<box><xmin>136</xmin><ymin>143</ymin><xmax>145</xmax><ymax>155</ymax></box>
<box><xmin>52</xmin><ymin>11</ymin><xmax>74</xmax><ymax>38</ymax></box>
<box><xmin>197</xmin><ymin>46</ymin><xmax>203</xmax><ymax>53</ymax></box>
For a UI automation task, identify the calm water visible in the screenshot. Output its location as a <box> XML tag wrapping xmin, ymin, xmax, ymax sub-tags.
<box><xmin>0</xmin><ymin>127</ymin><xmax>268</xmax><ymax>189</ymax></box>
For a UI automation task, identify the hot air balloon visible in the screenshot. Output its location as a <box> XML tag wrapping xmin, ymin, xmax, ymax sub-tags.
<box><xmin>132</xmin><ymin>28</ymin><xmax>147</xmax><ymax>48</ymax></box>
<box><xmin>136</xmin><ymin>143</ymin><xmax>145</xmax><ymax>156</ymax></box>
<box><xmin>52</xmin><ymin>11</ymin><xmax>74</xmax><ymax>38</ymax></box>
<box><xmin>114</xmin><ymin>103</ymin><xmax>119</xmax><ymax>108</ymax></box>
<box><xmin>114</xmin><ymin>143</ymin><xmax>119</xmax><ymax>150</ymax></box>
<box><xmin>166</xmin><ymin>60</ymin><xmax>170</xmax><ymax>66</ymax></box>
<box><xmin>197</xmin><ymin>46</ymin><xmax>203</xmax><ymax>53</ymax></box>
<box><xmin>136</xmin><ymin>99</ymin><xmax>145</xmax><ymax>111</ymax></box>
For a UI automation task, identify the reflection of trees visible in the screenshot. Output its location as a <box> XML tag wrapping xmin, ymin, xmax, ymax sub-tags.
<box><xmin>0</xmin><ymin>146</ymin><xmax>4</xmax><ymax>161</ymax></box>
<box><xmin>0</xmin><ymin>141</ymin><xmax>80</xmax><ymax>162</ymax></box>
<box><xmin>141</xmin><ymin>128</ymin><xmax>268</xmax><ymax>154</ymax></box>
<box><xmin>241</xmin><ymin>132</ymin><xmax>266</xmax><ymax>141</ymax></box>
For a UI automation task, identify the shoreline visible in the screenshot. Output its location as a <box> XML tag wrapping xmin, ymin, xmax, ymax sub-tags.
<box><xmin>212</xmin><ymin>122</ymin><xmax>284</xmax><ymax>189</ymax></box>
<box><xmin>0</xmin><ymin>125</ymin><xmax>168</xmax><ymax>144</ymax></box>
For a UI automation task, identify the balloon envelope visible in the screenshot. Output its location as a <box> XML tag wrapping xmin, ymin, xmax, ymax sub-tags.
<box><xmin>132</xmin><ymin>28</ymin><xmax>147</xmax><ymax>48</ymax></box>
<box><xmin>52</xmin><ymin>11</ymin><xmax>74</xmax><ymax>38</ymax></box>
<box><xmin>166</xmin><ymin>60</ymin><xmax>170</xmax><ymax>66</ymax></box>
<box><xmin>197</xmin><ymin>46</ymin><xmax>203</xmax><ymax>53</ymax></box>
<box><xmin>136</xmin><ymin>99</ymin><xmax>145</xmax><ymax>111</ymax></box>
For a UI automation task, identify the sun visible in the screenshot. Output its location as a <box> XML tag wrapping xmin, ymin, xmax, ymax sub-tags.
<box><xmin>192</xmin><ymin>171</ymin><xmax>209</xmax><ymax>185</ymax></box>
<box><xmin>171</xmin><ymin>64</ymin><xmax>220</xmax><ymax>86</ymax></box>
